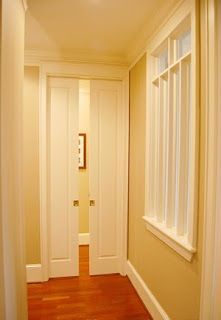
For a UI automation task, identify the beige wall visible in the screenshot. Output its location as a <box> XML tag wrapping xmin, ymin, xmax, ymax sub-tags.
<box><xmin>128</xmin><ymin>54</ymin><xmax>203</xmax><ymax>320</ymax></box>
<box><xmin>1</xmin><ymin>0</ymin><xmax>28</xmax><ymax>318</ymax></box>
<box><xmin>79</xmin><ymin>80</ymin><xmax>90</xmax><ymax>234</ymax></box>
<box><xmin>23</xmin><ymin>66</ymin><xmax>41</xmax><ymax>264</ymax></box>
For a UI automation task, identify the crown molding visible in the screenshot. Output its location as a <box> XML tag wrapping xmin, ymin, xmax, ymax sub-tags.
<box><xmin>22</xmin><ymin>0</ymin><xmax>28</xmax><ymax>11</ymax></box>
<box><xmin>24</xmin><ymin>49</ymin><xmax>129</xmax><ymax>67</ymax></box>
<box><xmin>127</xmin><ymin>0</ymin><xmax>185</xmax><ymax>70</ymax></box>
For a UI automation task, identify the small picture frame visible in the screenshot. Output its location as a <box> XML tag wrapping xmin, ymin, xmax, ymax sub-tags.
<box><xmin>78</xmin><ymin>133</ymin><xmax>86</xmax><ymax>169</ymax></box>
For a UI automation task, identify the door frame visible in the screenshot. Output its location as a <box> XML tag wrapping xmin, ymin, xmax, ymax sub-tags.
<box><xmin>39</xmin><ymin>62</ymin><xmax>129</xmax><ymax>281</ymax></box>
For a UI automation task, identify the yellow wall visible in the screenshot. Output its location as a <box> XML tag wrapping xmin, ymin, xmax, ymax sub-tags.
<box><xmin>128</xmin><ymin>54</ymin><xmax>202</xmax><ymax>320</ymax></box>
<box><xmin>79</xmin><ymin>80</ymin><xmax>90</xmax><ymax>234</ymax></box>
<box><xmin>23</xmin><ymin>66</ymin><xmax>41</xmax><ymax>264</ymax></box>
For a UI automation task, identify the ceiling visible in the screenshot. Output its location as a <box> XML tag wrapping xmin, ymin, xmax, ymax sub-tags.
<box><xmin>25</xmin><ymin>0</ymin><xmax>180</xmax><ymax>65</ymax></box>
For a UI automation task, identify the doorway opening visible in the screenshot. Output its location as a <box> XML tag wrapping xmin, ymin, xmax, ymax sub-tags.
<box><xmin>45</xmin><ymin>76</ymin><xmax>125</xmax><ymax>279</ymax></box>
<box><xmin>78</xmin><ymin>79</ymin><xmax>90</xmax><ymax>276</ymax></box>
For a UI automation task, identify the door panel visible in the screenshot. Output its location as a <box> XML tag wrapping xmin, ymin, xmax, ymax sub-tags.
<box><xmin>89</xmin><ymin>80</ymin><xmax>122</xmax><ymax>275</ymax></box>
<box><xmin>48</xmin><ymin>77</ymin><xmax>79</xmax><ymax>278</ymax></box>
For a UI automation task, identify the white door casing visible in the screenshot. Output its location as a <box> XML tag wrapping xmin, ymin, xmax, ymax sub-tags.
<box><xmin>39</xmin><ymin>62</ymin><xmax>129</xmax><ymax>281</ymax></box>
<box><xmin>89</xmin><ymin>80</ymin><xmax>124</xmax><ymax>275</ymax></box>
<box><xmin>47</xmin><ymin>77</ymin><xmax>79</xmax><ymax>278</ymax></box>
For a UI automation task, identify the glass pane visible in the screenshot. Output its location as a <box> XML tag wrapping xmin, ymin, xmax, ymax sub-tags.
<box><xmin>158</xmin><ymin>50</ymin><xmax>168</xmax><ymax>73</ymax></box>
<box><xmin>177</xmin><ymin>30</ymin><xmax>191</xmax><ymax>59</ymax></box>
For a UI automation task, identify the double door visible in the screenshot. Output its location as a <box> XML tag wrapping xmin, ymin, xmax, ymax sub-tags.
<box><xmin>48</xmin><ymin>77</ymin><xmax>124</xmax><ymax>277</ymax></box>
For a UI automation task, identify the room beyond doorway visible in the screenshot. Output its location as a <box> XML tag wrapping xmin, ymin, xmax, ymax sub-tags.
<box><xmin>78</xmin><ymin>80</ymin><xmax>90</xmax><ymax>249</ymax></box>
<box><xmin>79</xmin><ymin>245</ymin><xmax>89</xmax><ymax>276</ymax></box>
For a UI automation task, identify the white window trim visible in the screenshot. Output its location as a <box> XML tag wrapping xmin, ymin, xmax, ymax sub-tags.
<box><xmin>144</xmin><ymin>0</ymin><xmax>198</xmax><ymax>261</ymax></box>
<box><xmin>143</xmin><ymin>216</ymin><xmax>196</xmax><ymax>261</ymax></box>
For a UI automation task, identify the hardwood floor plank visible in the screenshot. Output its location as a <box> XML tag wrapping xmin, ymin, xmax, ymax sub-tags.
<box><xmin>28</xmin><ymin>246</ymin><xmax>152</xmax><ymax>320</ymax></box>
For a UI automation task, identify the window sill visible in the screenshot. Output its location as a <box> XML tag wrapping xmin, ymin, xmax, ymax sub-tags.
<box><xmin>142</xmin><ymin>216</ymin><xmax>196</xmax><ymax>261</ymax></box>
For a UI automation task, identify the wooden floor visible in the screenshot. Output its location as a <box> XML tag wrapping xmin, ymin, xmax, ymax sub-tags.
<box><xmin>28</xmin><ymin>246</ymin><xmax>152</xmax><ymax>320</ymax></box>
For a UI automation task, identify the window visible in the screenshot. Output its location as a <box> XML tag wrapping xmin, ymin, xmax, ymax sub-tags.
<box><xmin>143</xmin><ymin>10</ymin><xmax>198</xmax><ymax>261</ymax></box>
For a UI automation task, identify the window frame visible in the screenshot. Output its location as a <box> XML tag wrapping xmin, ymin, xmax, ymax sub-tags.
<box><xmin>143</xmin><ymin>1</ymin><xmax>198</xmax><ymax>262</ymax></box>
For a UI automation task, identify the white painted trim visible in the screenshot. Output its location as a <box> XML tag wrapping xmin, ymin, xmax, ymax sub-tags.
<box><xmin>78</xmin><ymin>233</ymin><xmax>90</xmax><ymax>245</ymax></box>
<box><xmin>128</xmin><ymin>0</ymin><xmax>192</xmax><ymax>70</ymax></box>
<box><xmin>119</xmin><ymin>72</ymin><xmax>129</xmax><ymax>276</ymax></box>
<box><xmin>143</xmin><ymin>0</ymin><xmax>198</xmax><ymax>262</ymax></box>
<box><xmin>39</xmin><ymin>62</ymin><xmax>129</xmax><ymax>281</ymax></box>
<box><xmin>126</xmin><ymin>261</ymin><xmax>170</xmax><ymax>320</ymax></box>
<box><xmin>146</xmin><ymin>1</ymin><xmax>194</xmax><ymax>55</ymax></box>
<box><xmin>24</xmin><ymin>50</ymin><xmax>128</xmax><ymax>67</ymax></box>
<box><xmin>143</xmin><ymin>216</ymin><xmax>196</xmax><ymax>262</ymax></box>
<box><xmin>26</xmin><ymin>264</ymin><xmax>42</xmax><ymax>283</ymax></box>
<box><xmin>22</xmin><ymin>0</ymin><xmax>28</xmax><ymax>11</ymax></box>
<box><xmin>24</xmin><ymin>62</ymin><xmax>41</xmax><ymax>67</ymax></box>
<box><xmin>200</xmin><ymin>0</ymin><xmax>220</xmax><ymax>319</ymax></box>
<box><xmin>128</xmin><ymin>48</ymin><xmax>148</xmax><ymax>72</ymax></box>
<box><xmin>40</xmin><ymin>62</ymin><xmax>127</xmax><ymax>80</ymax></box>
<box><xmin>39</xmin><ymin>66</ymin><xmax>49</xmax><ymax>282</ymax></box>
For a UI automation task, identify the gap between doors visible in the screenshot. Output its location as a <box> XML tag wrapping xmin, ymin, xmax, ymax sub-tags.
<box><xmin>78</xmin><ymin>79</ymin><xmax>90</xmax><ymax>276</ymax></box>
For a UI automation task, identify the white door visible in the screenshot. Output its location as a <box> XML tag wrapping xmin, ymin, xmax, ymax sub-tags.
<box><xmin>89</xmin><ymin>80</ymin><xmax>124</xmax><ymax>275</ymax></box>
<box><xmin>48</xmin><ymin>77</ymin><xmax>79</xmax><ymax>278</ymax></box>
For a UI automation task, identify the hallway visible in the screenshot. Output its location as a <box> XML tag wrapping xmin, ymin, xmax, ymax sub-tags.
<box><xmin>27</xmin><ymin>246</ymin><xmax>152</xmax><ymax>320</ymax></box>
<box><xmin>2</xmin><ymin>1</ymin><xmax>221</xmax><ymax>319</ymax></box>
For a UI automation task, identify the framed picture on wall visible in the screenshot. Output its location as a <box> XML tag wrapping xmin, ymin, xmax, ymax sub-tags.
<box><xmin>78</xmin><ymin>133</ymin><xmax>86</xmax><ymax>169</ymax></box>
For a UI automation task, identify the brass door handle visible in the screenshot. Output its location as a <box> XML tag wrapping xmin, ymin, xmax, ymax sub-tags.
<box><xmin>90</xmin><ymin>200</ymin><xmax>95</xmax><ymax>206</ymax></box>
<box><xmin>73</xmin><ymin>200</ymin><xmax>79</xmax><ymax>207</ymax></box>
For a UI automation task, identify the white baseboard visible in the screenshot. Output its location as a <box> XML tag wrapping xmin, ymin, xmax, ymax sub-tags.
<box><xmin>126</xmin><ymin>260</ymin><xmax>170</xmax><ymax>320</ymax></box>
<box><xmin>26</xmin><ymin>264</ymin><xmax>42</xmax><ymax>283</ymax></box>
<box><xmin>79</xmin><ymin>233</ymin><xmax>90</xmax><ymax>245</ymax></box>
